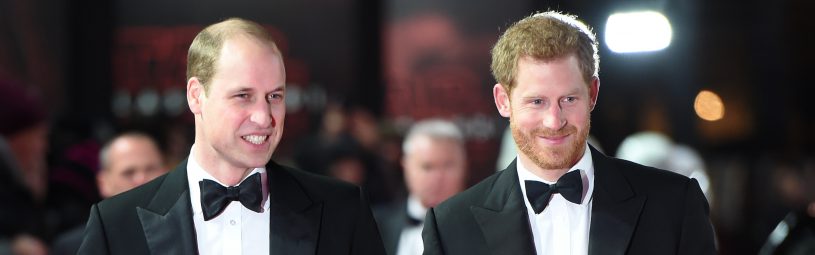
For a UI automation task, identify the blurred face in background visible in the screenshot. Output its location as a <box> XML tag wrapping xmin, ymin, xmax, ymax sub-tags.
<box><xmin>98</xmin><ymin>136</ymin><xmax>166</xmax><ymax>198</ymax></box>
<box><xmin>6</xmin><ymin>123</ymin><xmax>49</xmax><ymax>201</ymax></box>
<box><xmin>328</xmin><ymin>156</ymin><xmax>365</xmax><ymax>185</ymax></box>
<box><xmin>402</xmin><ymin>135</ymin><xmax>466</xmax><ymax>208</ymax></box>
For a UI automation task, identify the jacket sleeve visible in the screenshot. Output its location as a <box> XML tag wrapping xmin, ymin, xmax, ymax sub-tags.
<box><xmin>422</xmin><ymin>208</ymin><xmax>444</xmax><ymax>255</ymax></box>
<box><xmin>678</xmin><ymin>178</ymin><xmax>717</xmax><ymax>255</ymax></box>
<box><xmin>351</xmin><ymin>187</ymin><xmax>387</xmax><ymax>255</ymax></box>
<box><xmin>77</xmin><ymin>204</ymin><xmax>111</xmax><ymax>255</ymax></box>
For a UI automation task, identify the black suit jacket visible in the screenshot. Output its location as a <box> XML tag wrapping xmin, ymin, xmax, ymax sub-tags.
<box><xmin>422</xmin><ymin>146</ymin><xmax>716</xmax><ymax>255</ymax></box>
<box><xmin>0</xmin><ymin>148</ymin><xmax>42</xmax><ymax>239</ymax></box>
<box><xmin>52</xmin><ymin>224</ymin><xmax>84</xmax><ymax>255</ymax></box>
<box><xmin>78</xmin><ymin>159</ymin><xmax>385</xmax><ymax>254</ymax></box>
<box><xmin>373</xmin><ymin>200</ymin><xmax>410</xmax><ymax>255</ymax></box>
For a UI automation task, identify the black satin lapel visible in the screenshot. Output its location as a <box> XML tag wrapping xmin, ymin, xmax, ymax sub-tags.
<box><xmin>382</xmin><ymin>204</ymin><xmax>407</xmax><ymax>255</ymax></box>
<box><xmin>471</xmin><ymin>200</ymin><xmax>536</xmax><ymax>254</ymax></box>
<box><xmin>270</xmin><ymin>201</ymin><xmax>323</xmax><ymax>255</ymax></box>
<box><xmin>588</xmin><ymin>146</ymin><xmax>646</xmax><ymax>255</ymax></box>
<box><xmin>267</xmin><ymin>162</ymin><xmax>322</xmax><ymax>255</ymax></box>
<box><xmin>137</xmin><ymin>190</ymin><xmax>198</xmax><ymax>255</ymax></box>
<box><xmin>470</xmin><ymin>161</ymin><xmax>536</xmax><ymax>254</ymax></box>
<box><xmin>145</xmin><ymin>160</ymin><xmax>191</xmax><ymax>213</ymax></box>
<box><xmin>267</xmin><ymin>161</ymin><xmax>312</xmax><ymax>211</ymax></box>
<box><xmin>588</xmin><ymin>194</ymin><xmax>645</xmax><ymax>255</ymax></box>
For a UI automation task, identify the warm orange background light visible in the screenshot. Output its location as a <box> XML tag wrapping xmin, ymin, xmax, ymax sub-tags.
<box><xmin>694</xmin><ymin>90</ymin><xmax>725</xmax><ymax>121</ymax></box>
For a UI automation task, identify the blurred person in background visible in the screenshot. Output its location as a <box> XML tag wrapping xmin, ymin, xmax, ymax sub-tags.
<box><xmin>324</xmin><ymin>142</ymin><xmax>367</xmax><ymax>185</ymax></box>
<box><xmin>347</xmin><ymin>106</ymin><xmax>400</xmax><ymax>205</ymax></box>
<box><xmin>294</xmin><ymin>102</ymin><xmax>350</xmax><ymax>174</ymax></box>
<box><xmin>0</xmin><ymin>78</ymin><xmax>51</xmax><ymax>255</ymax></box>
<box><xmin>51</xmin><ymin>132</ymin><xmax>167</xmax><ymax>255</ymax></box>
<box><xmin>759</xmin><ymin>158</ymin><xmax>815</xmax><ymax>255</ymax></box>
<box><xmin>295</xmin><ymin>102</ymin><xmax>398</xmax><ymax>205</ymax></box>
<box><xmin>96</xmin><ymin>132</ymin><xmax>166</xmax><ymax>198</ymax></box>
<box><xmin>615</xmin><ymin>131</ymin><xmax>713</xmax><ymax>202</ymax></box>
<box><xmin>374</xmin><ymin>119</ymin><xmax>467</xmax><ymax>255</ymax></box>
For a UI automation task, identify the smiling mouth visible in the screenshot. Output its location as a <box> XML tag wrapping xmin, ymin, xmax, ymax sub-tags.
<box><xmin>538</xmin><ymin>134</ymin><xmax>570</xmax><ymax>144</ymax></box>
<box><xmin>242</xmin><ymin>135</ymin><xmax>269</xmax><ymax>145</ymax></box>
<box><xmin>542</xmin><ymin>134</ymin><xmax>568</xmax><ymax>140</ymax></box>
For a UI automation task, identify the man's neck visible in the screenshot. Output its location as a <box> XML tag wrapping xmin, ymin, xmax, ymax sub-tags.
<box><xmin>191</xmin><ymin>144</ymin><xmax>253</xmax><ymax>186</ymax></box>
<box><xmin>406</xmin><ymin>195</ymin><xmax>428</xmax><ymax>220</ymax></box>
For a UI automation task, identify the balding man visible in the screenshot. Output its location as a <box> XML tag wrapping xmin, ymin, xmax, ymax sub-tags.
<box><xmin>97</xmin><ymin>133</ymin><xmax>167</xmax><ymax>198</ymax></box>
<box><xmin>78</xmin><ymin>18</ymin><xmax>384</xmax><ymax>255</ymax></box>
<box><xmin>52</xmin><ymin>132</ymin><xmax>167</xmax><ymax>255</ymax></box>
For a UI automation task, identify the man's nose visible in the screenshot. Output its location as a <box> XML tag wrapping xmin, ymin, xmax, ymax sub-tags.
<box><xmin>249</xmin><ymin>101</ymin><xmax>274</xmax><ymax>128</ymax></box>
<box><xmin>541</xmin><ymin>103</ymin><xmax>566</xmax><ymax>130</ymax></box>
<box><xmin>132</xmin><ymin>172</ymin><xmax>147</xmax><ymax>185</ymax></box>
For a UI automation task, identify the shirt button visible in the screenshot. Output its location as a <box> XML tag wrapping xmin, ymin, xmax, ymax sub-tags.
<box><xmin>230</xmin><ymin>220</ymin><xmax>236</xmax><ymax>225</ymax></box>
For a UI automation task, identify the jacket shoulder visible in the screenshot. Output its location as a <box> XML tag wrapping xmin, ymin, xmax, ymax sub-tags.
<box><xmin>95</xmin><ymin>172</ymin><xmax>169</xmax><ymax>214</ymax></box>
<box><xmin>433</xmin><ymin>170</ymin><xmax>504</xmax><ymax>217</ymax></box>
<box><xmin>278</xmin><ymin>164</ymin><xmax>362</xmax><ymax>201</ymax></box>
<box><xmin>605</xmin><ymin>156</ymin><xmax>696</xmax><ymax>194</ymax></box>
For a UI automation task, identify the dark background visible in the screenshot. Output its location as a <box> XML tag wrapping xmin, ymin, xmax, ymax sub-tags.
<box><xmin>1</xmin><ymin>0</ymin><xmax>813</xmax><ymax>254</ymax></box>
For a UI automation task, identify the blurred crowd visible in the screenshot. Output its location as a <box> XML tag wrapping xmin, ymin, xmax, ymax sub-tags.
<box><xmin>1</xmin><ymin>75</ymin><xmax>814</xmax><ymax>255</ymax></box>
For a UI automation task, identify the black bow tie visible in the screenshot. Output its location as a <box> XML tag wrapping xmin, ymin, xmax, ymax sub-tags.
<box><xmin>199</xmin><ymin>172</ymin><xmax>263</xmax><ymax>221</ymax></box>
<box><xmin>524</xmin><ymin>170</ymin><xmax>584</xmax><ymax>214</ymax></box>
<box><xmin>406</xmin><ymin>213</ymin><xmax>423</xmax><ymax>227</ymax></box>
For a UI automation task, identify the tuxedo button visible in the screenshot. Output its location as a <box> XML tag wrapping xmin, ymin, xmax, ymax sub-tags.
<box><xmin>230</xmin><ymin>219</ymin><xmax>236</xmax><ymax>225</ymax></box>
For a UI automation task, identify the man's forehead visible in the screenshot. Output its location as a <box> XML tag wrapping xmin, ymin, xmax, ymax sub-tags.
<box><xmin>219</xmin><ymin>35</ymin><xmax>282</xmax><ymax>58</ymax></box>
<box><xmin>209</xmin><ymin>39</ymin><xmax>285</xmax><ymax>87</ymax></box>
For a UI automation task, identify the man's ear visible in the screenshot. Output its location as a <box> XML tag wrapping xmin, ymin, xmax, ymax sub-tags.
<box><xmin>400</xmin><ymin>156</ymin><xmax>409</xmax><ymax>173</ymax></box>
<box><xmin>187</xmin><ymin>77</ymin><xmax>204</xmax><ymax>114</ymax></box>
<box><xmin>589</xmin><ymin>77</ymin><xmax>600</xmax><ymax>111</ymax></box>
<box><xmin>494</xmin><ymin>84</ymin><xmax>511</xmax><ymax>117</ymax></box>
<box><xmin>96</xmin><ymin>173</ymin><xmax>111</xmax><ymax>198</ymax></box>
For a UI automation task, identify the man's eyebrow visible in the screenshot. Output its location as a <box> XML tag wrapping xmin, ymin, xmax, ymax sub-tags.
<box><xmin>228</xmin><ymin>85</ymin><xmax>285</xmax><ymax>94</ymax></box>
<box><xmin>229</xmin><ymin>87</ymin><xmax>253</xmax><ymax>93</ymax></box>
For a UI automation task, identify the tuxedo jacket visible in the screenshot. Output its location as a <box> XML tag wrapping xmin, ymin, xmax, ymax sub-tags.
<box><xmin>422</xmin><ymin>146</ymin><xmax>716</xmax><ymax>255</ymax></box>
<box><xmin>373</xmin><ymin>200</ymin><xmax>410</xmax><ymax>255</ymax></box>
<box><xmin>77</xmin><ymin>159</ymin><xmax>385</xmax><ymax>255</ymax></box>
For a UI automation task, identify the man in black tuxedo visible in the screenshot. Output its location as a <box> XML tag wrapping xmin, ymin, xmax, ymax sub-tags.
<box><xmin>422</xmin><ymin>11</ymin><xmax>716</xmax><ymax>255</ymax></box>
<box><xmin>78</xmin><ymin>18</ymin><xmax>385</xmax><ymax>255</ymax></box>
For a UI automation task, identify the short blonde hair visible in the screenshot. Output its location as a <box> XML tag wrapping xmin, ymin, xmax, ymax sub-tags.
<box><xmin>186</xmin><ymin>18</ymin><xmax>280</xmax><ymax>94</ymax></box>
<box><xmin>490</xmin><ymin>11</ymin><xmax>598</xmax><ymax>94</ymax></box>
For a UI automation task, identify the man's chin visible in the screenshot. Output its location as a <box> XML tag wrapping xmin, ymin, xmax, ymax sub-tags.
<box><xmin>235</xmin><ymin>153</ymin><xmax>273</xmax><ymax>168</ymax></box>
<box><xmin>532</xmin><ymin>149</ymin><xmax>575</xmax><ymax>169</ymax></box>
<box><xmin>253</xmin><ymin>156</ymin><xmax>273</xmax><ymax>167</ymax></box>
<box><xmin>422</xmin><ymin>196</ymin><xmax>448</xmax><ymax>208</ymax></box>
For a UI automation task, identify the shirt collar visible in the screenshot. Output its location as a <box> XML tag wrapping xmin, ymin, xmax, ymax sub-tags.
<box><xmin>187</xmin><ymin>144</ymin><xmax>270</xmax><ymax>215</ymax></box>
<box><xmin>517</xmin><ymin>144</ymin><xmax>595</xmax><ymax>204</ymax></box>
<box><xmin>406</xmin><ymin>194</ymin><xmax>428</xmax><ymax>222</ymax></box>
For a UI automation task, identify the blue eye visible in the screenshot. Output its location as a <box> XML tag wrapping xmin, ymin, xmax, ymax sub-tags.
<box><xmin>267</xmin><ymin>93</ymin><xmax>283</xmax><ymax>102</ymax></box>
<box><xmin>532</xmin><ymin>99</ymin><xmax>543</xmax><ymax>105</ymax></box>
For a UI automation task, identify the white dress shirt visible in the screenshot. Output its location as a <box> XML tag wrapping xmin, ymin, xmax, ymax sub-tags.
<box><xmin>396</xmin><ymin>195</ymin><xmax>427</xmax><ymax>255</ymax></box>
<box><xmin>187</xmin><ymin>147</ymin><xmax>271</xmax><ymax>255</ymax></box>
<box><xmin>517</xmin><ymin>144</ymin><xmax>595</xmax><ymax>255</ymax></box>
